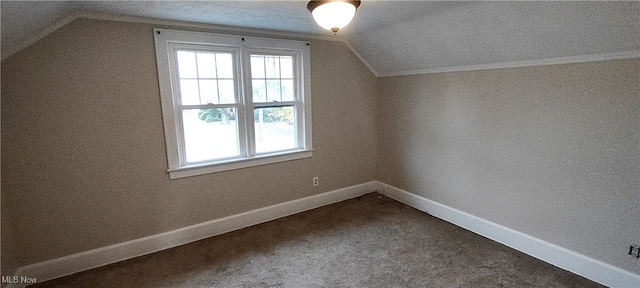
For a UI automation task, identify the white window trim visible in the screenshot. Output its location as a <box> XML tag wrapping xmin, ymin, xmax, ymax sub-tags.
<box><xmin>154</xmin><ymin>28</ymin><xmax>313</xmax><ymax>179</ymax></box>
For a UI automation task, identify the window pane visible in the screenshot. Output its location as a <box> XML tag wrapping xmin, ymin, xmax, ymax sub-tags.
<box><xmin>196</xmin><ymin>53</ymin><xmax>216</xmax><ymax>78</ymax></box>
<box><xmin>281</xmin><ymin>79</ymin><xmax>294</xmax><ymax>101</ymax></box>
<box><xmin>216</xmin><ymin>54</ymin><xmax>234</xmax><ymax>79</ymax></box>
<box><xmin>266</xmin><ymin>80</ymin><xmax>281</xmax><ymax>102</ymax></box>
<box><xmin>265</xmin><ymin>56</ymin><xmax>280</xmax><ymax>78</ymax></box>
<box><xmin>183</xmin><ymin>108</ymin><xmax>239</xmax><ymax>163</ymax></box>
<box><xmin>252</xmin><ymin>80</ymin><xmax>266</xmax><ymax>102</ymax></box>
<box><xmin>199</xmin><ymin>80</ymin><xmax>218</xmax><ymax>104</ymax></box>
<box><xmin>218</xmin><ymin>80</ymin><xmax>235</xmax><ymax>104</ymax></box>
<box><xmin>180</xmin><ymin>79</ymin><xmax>200</xmax><ymax>105</ymax></box>
<box><xmin>178</xmin><ymin>51</ymin><xmax>237</xmax><ymax>105</ymax></box>
<box><xmin>251</xmin><ymin>55</ymin><xmax>265</xmax><ymax>78</ymax></box>
<box><xmin>254</xmin><ymin>107</ymin><xmax>296</xmax><ymax>153</ymax></box>
<box><xmin>177</xmin><ymin>51</ymin><xmax>197</xmax><ymax>78</ymax></box>
<box><xmin>280</xmin><ymin>56</ymin><xmax>293</xmax><ymax>78</ymax></box>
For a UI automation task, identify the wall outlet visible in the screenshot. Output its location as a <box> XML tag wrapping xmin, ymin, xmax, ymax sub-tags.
<box><xmin>628</xmin><ymin>245</ymin><xmax>640</xmax><ymax>258</ymax></box>
<box><xmin>313</xmin><ymin>177</ymin><xmax>319</xmax><ymax>187</ymax></box>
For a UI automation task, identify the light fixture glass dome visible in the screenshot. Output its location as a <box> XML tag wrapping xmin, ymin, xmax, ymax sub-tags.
<box><xmin>308</xmin><ymin>1</ymin><xmax>360</xmax><ymax>34</ymax></box>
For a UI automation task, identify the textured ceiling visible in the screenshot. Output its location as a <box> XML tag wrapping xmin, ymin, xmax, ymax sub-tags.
<box><xmin>344</xmin><ymin>1</ymin><xmax>640</xmax><ymax>75</ymax></box>
<box><xmin>1</xmin><ymin>1</ymin><xmax>639</xmax><ymax>76</ymax></box>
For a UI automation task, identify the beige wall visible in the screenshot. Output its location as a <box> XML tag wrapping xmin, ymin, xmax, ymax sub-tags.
<box><xmin>1</xmin><ymin>19</ymin><xmax>378</xmax><ymax>273</ymax></box>
<box><xmin>2</xmin><ymin>16</ymin><xmax>638</xmax><ymax>279</ymax></box>
<box><xmin>377</xmin><ymin>59</ymin><xmax>640</xmax><ymax>274</ymax></box>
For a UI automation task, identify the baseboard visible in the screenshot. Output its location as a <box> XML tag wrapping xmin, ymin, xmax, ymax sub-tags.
<box><xmin>378</xmin><ymin>181</ymin><xmax>640</xmax><ymax>288</ymax></box>
<box><xmin>11</xmin><ymin>181</ymin><xmax>637</xmax><ymax>288</ymax></box>
<box><xmin>6</xmin><ymin>181</ymin><xmax>380</xmax><ymax>288</ymax></box>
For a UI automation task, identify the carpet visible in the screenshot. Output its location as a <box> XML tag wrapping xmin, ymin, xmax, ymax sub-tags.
<box><xmin>30</xmin><ymin>193</ymin><xmax>604</xmax><ymax>287</ymax></box>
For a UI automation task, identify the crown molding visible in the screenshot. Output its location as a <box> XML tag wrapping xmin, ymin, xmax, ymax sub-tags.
<box><xmin>79</xmin><ymin>12</ymin><xmax>342</xmax><ymax>42</ymax></box>
<box><xmin>2</xmin><ymin>10</ymin><xmax>638</xmax><ymax>77</ymax></box>
<box><xmin>1</xmin><ymin>11</ymin><xmax>343</xmax><ymax>61</ymax></box>
<box><xmin>378</xmin><ymin>50</ymin><xmax>640</xmax><ymax>77</ymax></box>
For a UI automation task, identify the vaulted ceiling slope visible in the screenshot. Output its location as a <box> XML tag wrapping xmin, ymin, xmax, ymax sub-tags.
<box><xmin>2</xmin><ymin>1</ymin><xmax>639</xmax><ymax>76</ymax></box>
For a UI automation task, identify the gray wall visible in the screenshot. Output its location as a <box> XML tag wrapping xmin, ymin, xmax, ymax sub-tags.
<box><xmin>1</xmin><ymin>19</ymin><xmax>378</xmax><ymax>274</ymax></box>
<box><xmin>377</xmin><ymin>59</ymin><xmax>640</xmax><ymax>274</ymax></box>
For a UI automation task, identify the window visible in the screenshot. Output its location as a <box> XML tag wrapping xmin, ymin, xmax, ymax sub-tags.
<box><xmin>154</xmin><ymin>29</ymin><xmax>312</xmax><ymax>179</ymax></box>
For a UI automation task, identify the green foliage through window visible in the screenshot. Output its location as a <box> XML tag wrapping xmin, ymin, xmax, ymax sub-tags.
<box><xmin>198</xmin><ymin>108</ymin><xmax>236</xmax><ymax>123</ymax></box>
<box><xmin>254</xmin><ymin>107</ymin><xmax>294</xmax><ymax>124</ymax></box>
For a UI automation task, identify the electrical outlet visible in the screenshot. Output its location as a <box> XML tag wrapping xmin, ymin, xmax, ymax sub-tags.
<box><xmin>313</xmin><ymin>177</ymin><xmax>319</xmax><ymax>187</ymax></box>
<box><xmin>628</xmin><ymin>245</ymin><xmax>640</xmax><ymax>258</ymax></box>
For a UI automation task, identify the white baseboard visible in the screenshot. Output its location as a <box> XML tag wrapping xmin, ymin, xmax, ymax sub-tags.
<box><xmin>7</xmin><ymin>181</ymin><xmax>380</xmax><ymax>288</ymax></box>
<box><xmin>378</xmin><ymin>182</ymin><xmax>640</xmax><ymax>288</ymax></box>
<box><xmin>9</xmin><ymin>180</ymin><xmax>638</xmax><ymax>288</ymax></box>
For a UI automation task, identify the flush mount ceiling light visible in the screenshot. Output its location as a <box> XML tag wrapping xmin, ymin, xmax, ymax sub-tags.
<box><xmin>307</xmin><ymin>0</ymin><xmax>361</xmax><ymax>34</ymax></box>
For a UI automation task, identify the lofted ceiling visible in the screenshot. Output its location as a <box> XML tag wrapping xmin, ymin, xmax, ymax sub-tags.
<box><xmin>1</xmin><ymin>1</ymin><xmax>638</xmax><ymax>76</ymax></box>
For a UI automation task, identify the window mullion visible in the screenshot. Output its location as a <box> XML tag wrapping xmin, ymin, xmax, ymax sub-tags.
<box><xmin>252</xmin><ymin>101</ymin><xmax>296</xmax><ymax>108</ymax></box>
<box><xmin>194</xmin><ymin>53</ymin><xmax>202</xmax><ymax>105</ymax></box>
<box><xmin>214</xmin><ymin>53</ymin><xmax>221</xmax><ymax>105</ymax></box>
<box><xmin>294</xmin><ymin>54</ymin><xmax>304</xmax><ymax>149</ymax></box>
<box><xmin>171</xmin><ymin>49</ymin><xmax>190</xmax><ymax>167</ymax></box>
<box><xmin>239</xmin><ymin>48</ymin><xmax>256</xmax><ymax>158</ymax></box>
<box><xmin>182</xmin><ymin>104</ymin><xmax>236</xmax><ymax>109</ymax></box>
<box><xmin>178</xmin><ymin>107</ymin><xmax>188</xmax><ymax>166</ymax></box>
<box><xmin>278</xmin><ymin>56</ymin><xmax>284</xmax><ymax>102</ymax></box>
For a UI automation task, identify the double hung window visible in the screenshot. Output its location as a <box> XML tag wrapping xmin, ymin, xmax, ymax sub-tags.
<box><xmin>154</xmin><ymin>29</ymin><xmax>312</xmax><ymax>179</ymax></box>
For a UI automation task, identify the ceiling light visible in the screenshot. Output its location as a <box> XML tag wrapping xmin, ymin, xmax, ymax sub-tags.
<box><xmin>307</xmin><ymin>1</ymin><xmax>361</xmax><ymax>34</ymax></box>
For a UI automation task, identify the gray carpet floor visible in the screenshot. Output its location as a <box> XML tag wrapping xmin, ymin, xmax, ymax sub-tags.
<box><xmin>31</xmin><ymin>193</ymin><xmax>604</xmax><ymax>287</ymax></box>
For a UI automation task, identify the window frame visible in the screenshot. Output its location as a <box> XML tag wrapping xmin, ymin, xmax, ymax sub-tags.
<box><xmin>154</xmin><ymin>29</ymin><xmax>313</xmax><ymax>179</ymax></box>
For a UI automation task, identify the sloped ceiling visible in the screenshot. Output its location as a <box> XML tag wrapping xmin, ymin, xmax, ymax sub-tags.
<box><xmin>1</xmin><ymin>1</ymin><xmax>639</xmax><ymax>76</ymax></box>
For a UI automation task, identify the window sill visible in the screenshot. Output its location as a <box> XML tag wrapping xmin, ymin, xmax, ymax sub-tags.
<box><xmin>167</xmin><ymin>149</ymin><xmax>314</xmax><ymax>179</ymax></box>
